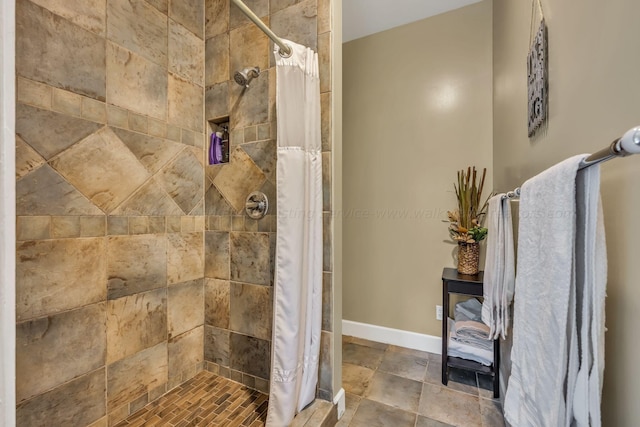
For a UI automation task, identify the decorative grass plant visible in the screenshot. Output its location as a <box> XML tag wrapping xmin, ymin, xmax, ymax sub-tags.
<box><xmin>447</xmin><ymin>167</ymin><xmax>491</xmax><ymax>244</ymax></box>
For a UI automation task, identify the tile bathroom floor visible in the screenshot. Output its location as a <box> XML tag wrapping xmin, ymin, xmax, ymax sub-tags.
<box><xmin>115</xmin><ymin>371</ymin><xmax>268</xmax><ymax>427</ymax></box>
<box><xmin>339</xmin><ymin>336</ymin><xmax>505</xmax><ymax>427</ymax></box>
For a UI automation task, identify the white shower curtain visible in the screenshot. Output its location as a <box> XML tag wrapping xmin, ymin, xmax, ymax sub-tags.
<box><xmin>266</xmin><ymin>40</ymin><xmax>323</xmax><ymax>427</ymax></box>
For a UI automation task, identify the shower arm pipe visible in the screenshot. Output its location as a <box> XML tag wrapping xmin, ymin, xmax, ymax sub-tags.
<box><xmin>502</xmin><ymin>126</ymin><xmax>640</xmax><ymax>200</ymax></box>
<box><xmin>230</xmin><ymin>0</ymin><xmax>292</xmax><ymax>57</ymax></box>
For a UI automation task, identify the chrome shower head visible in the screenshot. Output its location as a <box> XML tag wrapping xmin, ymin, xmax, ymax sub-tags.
<box><xmin>234</xmin><ymin>67</ymin><xmax>260</xmax><ymax>88</ymax></box>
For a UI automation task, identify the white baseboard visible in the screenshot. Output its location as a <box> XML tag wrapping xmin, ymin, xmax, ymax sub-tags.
<box><xmin>342</xmin><ymin>320</ymin><xmax>441</xmax><ymax>355</ymax></box>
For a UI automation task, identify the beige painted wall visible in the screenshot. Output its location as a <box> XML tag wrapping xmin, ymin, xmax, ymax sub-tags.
<box><xmin>493</xmin><ymin>0</ymin><xmax>640</xmax><ymax>424</ymax></box>
<box><xmin>343</xmin><ymin>1</ymin><xmax>493</xmax><ymax>336</ymax></box>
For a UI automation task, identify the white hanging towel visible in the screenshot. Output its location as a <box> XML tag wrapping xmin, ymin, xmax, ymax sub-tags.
<box><xmin>504</xmin><ymin>155</ymin><xmax>607</xmax><ymax>427</ymax></box>
<box><xmin>266</xmin><ymin>40</ymin><xmax>323</xmax><ymax>427</ymax></box>
<box><xmin>481</xmin><ymin>194</ymin><xmax>515</xmax><ymax>340</ymax></box>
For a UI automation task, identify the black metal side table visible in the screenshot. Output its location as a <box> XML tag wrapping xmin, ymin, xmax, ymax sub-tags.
<box><xmin>441</xmin><ymin>267</ymin><xmax>499</xmax><ymax>398</ymax></box>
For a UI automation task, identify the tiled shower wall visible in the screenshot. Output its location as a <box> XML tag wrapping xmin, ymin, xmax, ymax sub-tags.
<box><xmin>15</xmin><ymin>0</ymin><xmax>207</xmax><ymax>425</ymax></box>
<box><xmin>202</xmin><ymin>0</ymin><xmax>335</xmax><ymax>401</ymax></box>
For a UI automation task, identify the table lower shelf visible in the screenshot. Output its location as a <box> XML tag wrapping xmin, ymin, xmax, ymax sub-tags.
<box><xmin>446</xmin><ymin>355</ymin><xmax>495</xmax><ymax>376</ymax></box>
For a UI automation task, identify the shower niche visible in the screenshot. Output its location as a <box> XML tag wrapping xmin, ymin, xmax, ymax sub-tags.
<box><xmin>207</xmin><ymin>118</ymin><xmax>230</xmax><ymax>165</ymax></box>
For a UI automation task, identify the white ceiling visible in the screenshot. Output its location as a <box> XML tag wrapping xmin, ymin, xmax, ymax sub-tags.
<box><xmin>343</xmin><ymin>0</ymin><xmax>482</xmax><ymax>43</ymax></box>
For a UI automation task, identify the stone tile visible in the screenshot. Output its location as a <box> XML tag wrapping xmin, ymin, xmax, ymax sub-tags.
<box><xmin>107</xmin><ymin>342</ymin><xmax>168</xmax><ymax>410</ymax></box>
<box><xmin>51</xmin><ymin>216</ymin><xmax>81</xmax><ymax>238</ymax></box>
<box><xmin>16</xmin><ymin>216</ymin><xmax>50</xmax><ymax>241</ymax></box>
<box><xmin>16</xmin><ymin>303</ymin><xmax>106</xmax><ymax>402</ymax></box>
<box><xmin>342</xmin><ymin>363</ymin><xmax>374</xmax><ymax>397</ymax></box>
<box><xmin>52</xmin><ymin>88</ymin><xmax>82</xmax><ymax>116</ymax></box>
<box><xmin>128</xmin><ymin>216</ymin><xmax>149</xmax><ymax>234</ymax></box>
<box><xmin>107</xmin><ymin>104</ymin><xmax>129</xmax><ymax>129</ymax></box>
<box><xmin>205</xmin><ymin>231</ymin><xmax>230</xmax><ymax>279</ymax></box>
<box><xmin>158</xmin><ymin>149</ymin><xmax>204</xmax><ymax>214</ymax></box>
<box><xmin>343</xmin><ymin>342</ymin><xmax>386</xmax><ymax>371</ymax></box>
<box><xmin>335</xmin><ymin>393</ymin><xmax>361</xmax><ymax>427</ymax></box>
<box><xmin>16</xmin><ymin>103</ymin><xmax>102</xmax><ymax>160</ymax></box>
<box><xmin>16</xmin><ymin>238</ymin><xmax>105</xmax><ymax>320</ymax></box>
<box><xmin>168</xmin><ymin>279</ymin><xmax>205</xmax><ymax>338</ymax></box>
<box><xmin>323</xmin><ymin>212</ymin><xmax>332</xmax><ymax>271</ymax></box>
<box><xmin>213</xmin><ymin>148</ymin><xmax>266</xmax><ymax>213</ymax></box>
<box><xmin>148</xmin><ymin>117</ymin><xmax>167</xmax><ymax>138</ymax></box>
<box><xmin>112</xmin><ymin>178</ymin><xmax>184</xmax><ymax>216</ymax></box>
<box><xmin>416</xmin><ymin>416</ymin><xmax>455</xmax><ymax>427</ymax></box>
<box><xmin>146</xmin><ymin>0</ymin><xmax>168</xmax><ymax>14</ymax></box>
<box><xmin>318</xmin><ymin>33</ymin><xmax>331</xmax><ymax>95</ymax></box>
<box><xmin>229</xmin><ymin>332</ymin><xmax>270</xmax><ymax>379</ymax></box>
<box><xmin>82</xmin><ymin>97</ymin><xmax>107</xmax><ymax>123</ymax></box>
<box><xmin>319</xmin><ymin>330</ymin><xmax>332</xmax><ymax>392</ymax></box>
<box><xmin>232</xmin><ymin>215</ymin><xmax>245</xmax><ymax>232</ymax></box>
<box><xmin>169</xmin><ymin>0</ymin><xmax>204</xmax><ymax>39</ymax></box>
<box><xmin>50</xmin><ymin>127</ymin><xmax>150</xmax><ymax>213</ymax></box>
<box><xmin>204</xmin><ymin>325</ymin><xmax>230</xmax><ymax>366</ymax></box>
<box><xmin>229</xmin><ymin>282</ymin><xmax>272</xmax><ymax>340</ymax></box>
<box><xmin>205</xmin><ymin>82</ymin><xmax>230</xmax><ymax>121</ymax></box>
<box><xmin>317</xmin><ymin>0</ymin><xmax>330</xmax><ymax>34</ymax></box>
<box><xmin>423</xmin><ymin>352</ymin><xmax>441</xmax><ymax>382</ymax></box>
<box><xmin>270</xmin><ymin>0</ymin><xmax>303</xmax><ymax>14</ymax></box>
<box><xmin>167</xmin><ymin>124</ymin><xmax>182</xmax><ymax>141</ymax></box>
<box><xmin>322</xmin><ymin>151</ymin><xmax>331</xmax><ymax>211</ymax></box>
<box><xmin>342</xmin><ymin>335</ymin><xmax>389</xmax><ymax>350</ymax></box>
<box><xmin>81</xmin><ymin>216</ymin><xmax>106</xmax><ymax>237</ymax></box>
<box><xmin>350</xmin><ymin>399</ymin><xmax>416</xmax><ymax>427</ymax></box>
<box><xmin>230</xmin><ymin>232</ymin><xmax>271</xmax><ymax>286</ymax></box>
<box><xmin>229</xmin><ymin>69</ymin><xmax>269</xmax><ymax>128</ymax></box>
<box><xmin>387</xmin><ymin>345</ymin><xmax>432</xmax><ymax>359</ymax></box>
<box><xmin>149</xmin><ymin>216</ymin><xmax>166</xmax><ymax>234</ymax></box>
<box><xmin>257</xmin><ymin>123</ymin><xmax>270</xmax><ymax>140</ymax></box>
<box><xmin>169</xmin><ymin>19</ymin><xmax>204</xmax><ymax>85</ymax></box>
<box><xmin>107</xmin><ymin>216</ymin><xmax>129</xmax><ymax>235</ymax></box>
<box><xmin>477</xmin><ymin>373</ymin><xmax>498</xmax><ymax>400</ymax></box>
<box><xmin>168</xmin><ymin>74</ymin><xmax>204</xmax><ymax>132</ymax></box>
<box><xmin>321</xmin><ymin>92</ymin><xmax>331</xmax><ymax>151</ymax></box>
<box><xmin>205</xmin><ymin>278</ymin><xmax>230</xmax><ymax>328</ymax></box>
<box><xmin>15</xmin><ymin>135</ymin><xmax>45</xmax><ymax>180</ymax></box>
<box><xmin>271</xmin><ymin>0</ymin><xmax>318</xmax><ymax>51</ymax></box>
<box><xmin>205</xmin><ymin>33</ymin><xmax>229</xmax><ymax>87</ymax></box>
<box><xmin>167</xmin><ymin>232</ymin><xmax>205</xmax><ymax>284</ymax></box>
<box><xmin>107</xmin><ymin>0</ymin><xmax>167</xmax><ymax>67</ymax></box>
<box><xmin>107</xmin><ymin>234</ymin><xmax>167</xmax><ymax>299</ymax></box>
<box><xmin>447</xmin><ymin>367</ymin><xmax>480</xmax><ymax>396</ymax></box>
<box><xmin>29</xmin><ymin>0</ymin><xmax>106</xmax><ymax>35</ymax></box>
<box><xmin>106</xmin><ymin>288</ymin><xmax>167</xmax><ymax>364</ymax></box>
<box><xmin>418</xmin><ymin>382</ymin><xmax>482</xmax><ymax>427</ymax></box>
<box><xmin>480</xmin><ymin>398</ymin><xmax>505</xmax><ymax>427</ymax></box>
<box><xmin>242</xmin><ymin>139</ymin><xmax>276</xmax><ymax>183</ymax></box>
<box><xmin>205</xmin><ymin>0</ymin><xmax>229</xmax><ymax>39</ymax></box>
<box><xmin>128</xmin><ymin>112</ymin><xmax>148</xmax><ymax>133</ymax></box>
<box><xmin>17</xmin><ymin>77</ymin><xmax>52</xmax><ymax>110</ymax></box>
<box><xmin>378</xmin><ymin>350</ymin><xmax>428</xmax><ymax>382</ymax></box>
<box><xmin>16</xmin><ymin>368</ymin><xmax>105</xmax><ymax>427</ymax></box>
<box><xmin>110</xmin><ymin>127</ymin><xmax>185</xmax><ymax>174</ymax></box>
<box><xmin>366</xmin><ymin>371</ymin><xmax>422</xmax><ymax>413</ymax></box>
<box><xmin>229</xmin><ymin>22</ymin><xmax>269</xmax><ymax>82</ymax></box>
<box><xmin>16</xmin><ymin>0</ymin><xmax>106</xmax><ymax>100</ymax></box>
<box><xmin>168</xmin><ymin>326</ymin><xmax>205</xmax><ymax>378</ymax></box>
<box><xmin>322</xmin><ymin>272</ymin><xmax>332</xmax><ymax>331</ymax></box>
<box><xmin>106</xmin><ymin>42</ymin><xmax>167</xmax><ymax>120</ymax></box>
<box><xmin>230</xmin><ymin>0</ymin><xmax>268</xmax><ymax>29</ymax></box>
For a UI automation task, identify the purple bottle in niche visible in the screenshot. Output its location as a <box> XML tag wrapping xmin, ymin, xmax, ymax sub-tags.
<box><xmin>209</xmin><ymin>131</ymin><xmax>223</xmax><ymax>164</ymax></box>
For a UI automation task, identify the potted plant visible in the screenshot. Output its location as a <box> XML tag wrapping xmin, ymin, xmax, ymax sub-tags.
<box><xmin>447</xmin><ymin>167</ymin><xmax>491</xmax><ymax>275</ymax></box>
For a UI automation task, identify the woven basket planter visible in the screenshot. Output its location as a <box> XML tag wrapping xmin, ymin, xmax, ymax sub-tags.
<box><xmin>457</xmin><ymin>242</ymin><xmax>480</xmax><ymax>275</ymax></box>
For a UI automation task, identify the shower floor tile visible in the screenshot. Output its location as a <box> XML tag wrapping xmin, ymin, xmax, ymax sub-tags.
<box><xmin>115</xmin><ymin>371</ymin><xmax>268</xmax><ymax>427</ymax></box>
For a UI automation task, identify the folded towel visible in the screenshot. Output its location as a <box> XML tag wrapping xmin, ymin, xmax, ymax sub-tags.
<box><xmin>448</xmin><ymin>319</ymin><xmax>493</xmax><ymax>365</ymax></box>
<box><xmin>504</xmin><ymin>155</ymin><xmax>607</xmax><ymax>427</ymax></box>
<box><xmin>455</xmin><ymin>320</ymin><xmax>490</xmax><ymax>339</ymax></box>
<box><xmin>454</xmin><ymin>298</ymin><xmax>483</xmax><ymax>322</ymax></box>
<box><xmin>481</xmin><ymin>194</ymin><xmax>515</xmax><ymax>340</ymax></box>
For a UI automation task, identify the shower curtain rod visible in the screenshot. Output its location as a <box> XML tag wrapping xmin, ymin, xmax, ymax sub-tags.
<box><xmin>230</xmin><ymin>0</ymin><xmax>293</xmax><ymax>57</ymax></box>
<box><xmin>503</xmin><ymin>125</ymin><xmax>640</xmax><ymax>200</ymax></box>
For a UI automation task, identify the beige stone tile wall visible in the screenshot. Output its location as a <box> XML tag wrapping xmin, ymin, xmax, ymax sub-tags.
<box><xmin>15</xmin><ymin>0</ymin><xmax>206</xmax><ymax>425</ymax></box>
<box><xmin>203</xmin><ymin>0</ymin><xmax>335</xmax><ymax>402</ymax></box>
